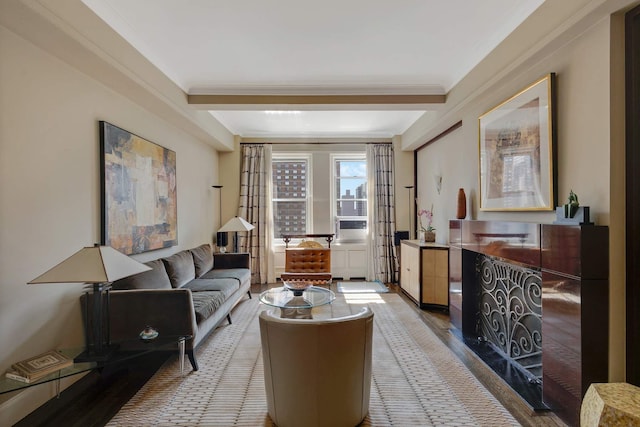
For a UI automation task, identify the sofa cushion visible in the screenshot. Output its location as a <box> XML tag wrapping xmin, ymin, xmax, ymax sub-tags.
<box><xmin>183</xmin><ymin>278</ymin><xmax>239</xmax><ymax>299</ymax></box>
<box><xmin>191</xmin><ymin>291</ymin><xmax>227</xmax><ymax>322</ymax></box>
<box><xmin>190</xmin><ymin>244</ymin><xmax>214</xmax><ymax>278</ymax></box>
<box><xmin>111</xmin><ymin>259</ymin><xmax>171</xmax><ymax>290</ymax></box>
<box><xmin>200</xmin><ymin>268</ymin><xmax>251</xmax><ymax>285</ymax></box>
<box><xmin>162</xmin><ymin>251</ymin><xmax>196</xmax><ymax>288</ymax></box>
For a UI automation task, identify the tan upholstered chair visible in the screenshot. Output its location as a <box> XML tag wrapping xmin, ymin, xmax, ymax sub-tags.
<box><xmin>280</xmin><ymin>247</ymin><xmax>332</xmax><ymax>286</ymax></box>
<box><xmin>259</xmin><ymin>307</ymin><xmax>374</xmax><ymax>427</ymax></box>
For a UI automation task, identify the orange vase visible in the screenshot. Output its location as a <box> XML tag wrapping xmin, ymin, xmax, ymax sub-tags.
<box><xmin>456</xmin><ymin>188</ymin><xmax>467</xmax><ymax>219</ymax></box>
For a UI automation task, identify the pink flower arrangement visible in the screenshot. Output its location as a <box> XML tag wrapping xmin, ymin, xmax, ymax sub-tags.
<box><xmin>418</xmin><ymin>206</ymin><xmax>435</xmax><ymax>232</ymax></box>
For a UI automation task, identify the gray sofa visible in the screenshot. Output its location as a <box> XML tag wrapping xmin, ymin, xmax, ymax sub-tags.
<box><xmin>108</xmin><ymin>244</ymin><xmax>251</xmax><ymax>371</ymax></box>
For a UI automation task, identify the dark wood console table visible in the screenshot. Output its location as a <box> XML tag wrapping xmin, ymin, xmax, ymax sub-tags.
<box><xmin>449</xmin><ymin>220</ymin><xmax>608</xmax><ymax>427</ymax></box>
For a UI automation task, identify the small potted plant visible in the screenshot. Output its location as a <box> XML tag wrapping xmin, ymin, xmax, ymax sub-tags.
<box><xmin>418</xmin><ymin>206</ymin><xmax>436</xmax><ymax>243</ymax></box>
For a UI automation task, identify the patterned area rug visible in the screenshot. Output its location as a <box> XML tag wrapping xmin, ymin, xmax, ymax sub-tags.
<box><xmin>337</xmin><ymin>280</ymin><xmax>389</xmax><ymax>293</ymax></box>
<box><xmin>108</xmin><ymin>293</ymin><xmax>520</xmax><ymax>426</ymax></box>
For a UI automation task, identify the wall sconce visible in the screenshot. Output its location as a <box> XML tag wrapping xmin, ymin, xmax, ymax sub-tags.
<box><xmin>434</xmin><ymin>174</ymin><xmax>442</xmax><ymax>195</ymax></box>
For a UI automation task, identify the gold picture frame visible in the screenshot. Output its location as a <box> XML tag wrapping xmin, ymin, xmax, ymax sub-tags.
<box><xmin>478</xmin><ymin>73</ymin><xmax>556</xmax><ymax>211</ymax></box>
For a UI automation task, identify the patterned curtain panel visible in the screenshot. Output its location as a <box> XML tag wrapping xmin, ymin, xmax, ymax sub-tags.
<box><xmin>366</xmin><ymin>144</ymin><xmax>398</xmax><ymax>283</ymax></box>
<box><xmin>238</xmin><ymin>144</ymin><xmax>272</xmax><ymax>284</ymax></box>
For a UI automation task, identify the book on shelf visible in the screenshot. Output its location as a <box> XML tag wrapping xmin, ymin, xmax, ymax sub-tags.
<box><xmin>5</xmin><ymin>369</ymin><xmax>34</xmax><ymax>383</ymax></box>
<box><xmin>9</xmin><ymin>350</ymin><xmax>73</xmax><ymax>382</ymax></box>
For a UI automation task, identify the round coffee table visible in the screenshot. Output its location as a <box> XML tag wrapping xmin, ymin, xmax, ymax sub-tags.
<box><xmin>259</xmin><ymin>286</ymin><xmax>335</xmax><ymax>319</ymax></box>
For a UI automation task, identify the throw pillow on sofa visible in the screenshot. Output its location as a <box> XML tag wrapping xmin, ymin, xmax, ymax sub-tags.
<box><xmin>162</xmin><ymin>251</ymin><xmax>196</xmax><ymax>288</ymax></box>
<box><xmin>190</xmin><ymin>244</ymin><xmax>214</xmax><ymax>278</ymax></box>
<box><xmin>111</xmin><ymin>259</ymin><xmax>172</xmax><ymax>290</ymax></box>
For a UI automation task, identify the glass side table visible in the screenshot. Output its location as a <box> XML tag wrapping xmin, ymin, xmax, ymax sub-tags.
<box><xmin>259</xmin><ymin>286</ymin><xmax>335</xmax><ymax>319</ymax></box>
<box><xmin>0</xmin><ymin>335</ymin><xmax>191</xmax><ymax>396</ymax></box>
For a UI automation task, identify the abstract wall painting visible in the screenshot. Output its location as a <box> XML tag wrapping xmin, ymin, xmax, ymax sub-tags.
<box><xmin>100</xmin><ymin>121</ymin><xmax>177</xmax><ymax>254</ymax></box>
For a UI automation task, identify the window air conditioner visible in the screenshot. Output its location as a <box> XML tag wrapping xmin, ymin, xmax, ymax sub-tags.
<box><xmin>335</xmin><ymin>217</ymin><xmax>367</xmax><ymax>243</ymax></box>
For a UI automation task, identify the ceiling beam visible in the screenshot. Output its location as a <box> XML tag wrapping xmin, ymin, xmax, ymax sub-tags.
<box><xmin>187</xmin><ymin>94</ymin><xmax>446</xmax><ymax>109</ymax></box>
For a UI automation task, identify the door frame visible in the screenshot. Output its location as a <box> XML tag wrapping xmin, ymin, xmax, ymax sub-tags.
<box><xmin>625</xmin><ymin>3</ymin><xmax>640</xmax><ymax>386</ymax></box>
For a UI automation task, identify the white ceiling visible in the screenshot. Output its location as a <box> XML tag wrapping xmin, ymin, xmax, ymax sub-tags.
<box><xmin>210</xmin><ymin>110</ymin><xmax>427</xmax><ymax>138</ymax></box>
<box><xmin>82</xmin><ymin>0</ymin><xmax>545</xmax><ymax>138</ymax></box>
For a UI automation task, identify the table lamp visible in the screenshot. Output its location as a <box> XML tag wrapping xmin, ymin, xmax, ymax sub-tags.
<box><xmin>28</xmin><ymin>244</ymin><xmax>151</xmax><ymax>361</ymax></box>
<box><xmin>218</xmin><ymin>216</ymin><xmax>255</xmax><ymax>253</ymax></box>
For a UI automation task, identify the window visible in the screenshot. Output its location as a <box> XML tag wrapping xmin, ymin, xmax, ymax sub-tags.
<box><xmin>334</xmin><ymin>157</ymin><xmax>367</xmax><ymax>216</ymax></box>
<box><xmin>333</xmin><ymin>156</ymin><xmax>367</xmax><ymax>242</ymax></box>
<box><xmin>272</xmin><ymin>155</ymin><xmax>310</xmax><ymax>238</ymax></box>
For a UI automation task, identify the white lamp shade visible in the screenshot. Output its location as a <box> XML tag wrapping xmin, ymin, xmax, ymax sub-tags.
<box><xmin>218</xmin><ymin>216</ymin><xmax>255</xmax><ymax>232</ymax></box>
<box><xmin>28</xmin><ymin>245</ymin><xmax>151</xmax><ymax>284</ymax></box>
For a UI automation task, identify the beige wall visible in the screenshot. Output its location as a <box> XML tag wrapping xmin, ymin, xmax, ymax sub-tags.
<box><xmin>0</xmin><ymin>26</ymin><xmax>219</xmax><ymax>424</ymax></box>
<box><xmin>411</xmin><ymin>15</ymin><xmax>625</xmax><ymax>381</ymax></box>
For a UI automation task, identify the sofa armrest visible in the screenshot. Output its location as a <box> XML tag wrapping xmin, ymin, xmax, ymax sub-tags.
<box><xmin>109</xmin><ymin>289</ymin><xmax>197</xmax><ymax>344</ymax></box>
<box><xmin>213</xmin><ymin>252</ymin><xmax>250</xmax><ymax>270</ymax></box>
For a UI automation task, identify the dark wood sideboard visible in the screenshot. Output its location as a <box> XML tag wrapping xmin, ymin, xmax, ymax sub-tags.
<box><xmin>449</xmin><ymin>220</ymin><xmax>609</xmax><ymax>427</ymax></box>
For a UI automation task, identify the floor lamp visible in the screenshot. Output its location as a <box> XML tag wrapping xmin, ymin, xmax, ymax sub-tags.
<box><xmin>212</xmin><ymin>185</ymin><xmax>228</xmax><ymax>252</ymax></box>
<box><xmin>28</xmin><ymin>244</ymin><xmax>151</xmax><ymax>361</ymax></box>
<box><xmin>404</xmin><ymin>185</ymin><xmax>414</xmax><ymax>239</ymax></box>
<box><xmin>218</xmin><ymin>216</ymin><xmax>255</xmax><ymax>253</ymax></box>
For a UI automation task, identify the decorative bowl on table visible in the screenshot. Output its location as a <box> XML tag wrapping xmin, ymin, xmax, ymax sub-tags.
<box><xmin>283</xmin><ymin>280</ymin><xmax>313</xmax><ymax>296</ymax></box>
<box><xmin>139</xmin><ymin>326</ymin><xmax>159</xmax><ymax>341</ymax></box>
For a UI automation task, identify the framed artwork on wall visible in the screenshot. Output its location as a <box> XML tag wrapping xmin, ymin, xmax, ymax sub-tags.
<box><xmin>478</xmin><ymin>73</ymin><xmax>557</xmax><ymax>211</ymax></box>
<box><xmin>100</xmin><ymin>121</ymin><xmax>178</xmax><ymax>254</ymax></box>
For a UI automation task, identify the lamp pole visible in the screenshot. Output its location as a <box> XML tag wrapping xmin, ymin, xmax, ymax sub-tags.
<box><xmin>212</xmin><ymin>185</ymin><xmax>226</xmax><ymax>252</ymax></box>
<box><xmin>404</xmin><ymin>185</ymin><xmax>413</xmax><ymax>239</ymax></box>
<box><xmin>212</xmin><ymin>185</ymin><xmax>223</xmax><ymax>227</ymax></box>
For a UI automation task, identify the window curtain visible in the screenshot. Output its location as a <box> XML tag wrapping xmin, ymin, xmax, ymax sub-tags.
<box><xmin>366</xmin><ymin>144</ymin><xmax>398</xmax><ymax>283</ymax></box>
<box><xmin>238</xmin><ymin>143</ymin><xmax>272</xmax><ymax>284</ymax></box>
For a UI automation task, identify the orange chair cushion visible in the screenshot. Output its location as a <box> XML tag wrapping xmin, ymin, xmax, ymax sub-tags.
<box><xmin>281</xmin><ymin>248</ymin><xmax>332</xmax><ymax>284</ymax></box>
<box><xmin>284</xmin><ymin>248</ymin><xmax>331</xmax><ymax>273</ymax></box>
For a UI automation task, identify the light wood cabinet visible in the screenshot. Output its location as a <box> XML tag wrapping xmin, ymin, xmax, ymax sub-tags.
<box><xmin>400</xmin><ymin>241</ymin><xmax>449</xmax><ymax>308</ymax></box>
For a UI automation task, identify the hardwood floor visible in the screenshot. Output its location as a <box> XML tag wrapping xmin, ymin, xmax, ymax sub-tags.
<box><xmin>14</xmin><ymin>351</ymin><xmax>170</xmax><ymax>427</ymax></box>
<box><xmin>388</xmin><ymin>283</ymin><xmax>567</xmax><ymax>427</ymax></box>
<box><xmin>16</xmin><ymin>283</ymin><xmax>566</xmax><ymax>427</ymax></box>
